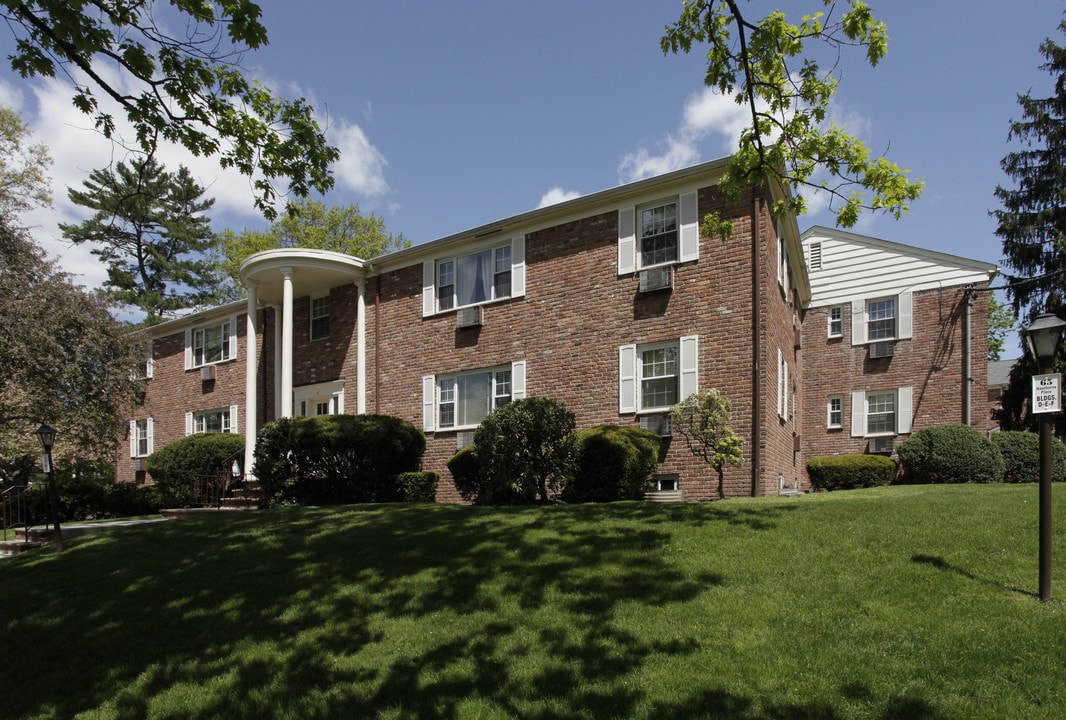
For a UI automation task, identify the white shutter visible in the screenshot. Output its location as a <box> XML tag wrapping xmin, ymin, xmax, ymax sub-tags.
<box><xmin>129</xmin><ymin>420</ymin><xmax>137</xmax><ymax>457</ymax></box>
<box><xmin>851</xmin><ymin>299</ymin><xmax>865</xmax><ymax>345</ymax></box>
<box><xmin>897</xmin><ymin>386</ymin><xmax>913</xmax><ymax>434</ymax></box>
<box><xmin>851</xmin><ymin>391</ymin><xmax>865</xmax><ymax>437</ymax></box>
<box><xmin>619</xmin><ymin>344</ymin><xmax>637</xmax><ymax>414</ymax></box>
<box><xmin>898</xmin><ymin>291</ymin><xmax>913</xmax><ymax>339</ymax></box>
<box><xmin>422</xmin><ymin>375</ymin><xmax>436</xmax><ymax>431</ymax></box>
<box><xmin>679</xmin><ymin>191</ymin><xmax>699</xmax><ymax>263</ymax></box>
<box><xmin>783</xmin><ymin>360</ymin><xmax>789</xmax><ymax>420</ymax></box>
<box><xmin>185</xmin><ymin>411</ymin><xmax>194</xmax><ymax>436</ymax></box>
<box><xmin>679</xmin><ymin>335</ymin><xmax>699</xmax><ymax>400</ymax></box>
<box><xmin>617</xmin><ymin>208</ymin><xmax>636</xmax><ymax>275</ymax></box>
<box><xmin>511</xmin><ymin>360</ymin><xmax>527</xmax><ymax>400</ymax></box>
<box><xmin>422</xmin><ymin>261</ymin><xmax>436</xmax><ymax>318</ymax></box>
<box><xmin>777</xmin><ymin>233</ymin><xmax>784</xmax><ymax>287</ymax></box>
<box><xmin>184</xmin><ymin>329</ymin><xmax>193</xmax><ymax>370</ymax></box>
<box><xmin>780</xmin><ymin>349</ymin><xmax>788</xmax><ymax>416</ymax></box>
<box><xmin>511</xmin><ymin>236</ymin><xmax>526</xmax><ymax>298</ymax></box>
<box><xmin>146</xmin><ymin>417</ymin><xmax>154</xmax><ymax>455</ymax></box>
<box><xmin>146</xmin><ymin>341</ymin><xmax>154</xmax><ymax>378</ymax></box>
<box><xmin>230</xmin><ymin>405</ymin><xmax>239</xmax><ymax>434</ymax></box>
<box><xmin>229</xmin><ymin>316</ymin><xmax>238</xmax><ymax>360</ymax></box>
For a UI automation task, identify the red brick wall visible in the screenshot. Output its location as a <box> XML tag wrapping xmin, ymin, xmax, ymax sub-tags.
<box><xmin>801</xmin><ymin>284</ymin><xmax>990</xmax><ymax>461</ymax></box>
<box><xmin>366</xmin><ymin>186</ymin><xmax>797</xmax><ymax>501</ymax></box>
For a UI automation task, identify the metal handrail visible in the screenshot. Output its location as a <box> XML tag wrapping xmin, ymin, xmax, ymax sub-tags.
<box><xmin>2</xmin><ymin>484</ymin><xmax>30</xmax><ymax>542</ymax></box>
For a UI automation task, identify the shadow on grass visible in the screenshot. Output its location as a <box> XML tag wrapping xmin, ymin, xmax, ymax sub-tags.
<box><xmin>911</xmin><ymin>553</ymin><xmax>1036</xmax><ymax>599</ymax></box>
<box><xmin>0</xmin><ymin>501</ymin><xmax>923</xmax><ymax>720</ymax></box>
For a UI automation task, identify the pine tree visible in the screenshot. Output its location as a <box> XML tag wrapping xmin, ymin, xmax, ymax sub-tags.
<box><xmin>992</xmin><ymin>19</ymin><xmax>1066</xmax><ymax>431</ymax></box>
<box><xmin>61</xmin><ymin>157</ymin><xmax>216</xmax><ymax>324</ymax></box>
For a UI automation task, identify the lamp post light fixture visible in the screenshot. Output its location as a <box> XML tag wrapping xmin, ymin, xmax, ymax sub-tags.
<box><xmin>34</xmin><ymin>423</ymin><xmax>62</xmax><ymax>554</ymax></box>
<box><xmin>1025</xmin><ymin>312</ymin><xmax>1066</xmax><ymax>602</ymax></box>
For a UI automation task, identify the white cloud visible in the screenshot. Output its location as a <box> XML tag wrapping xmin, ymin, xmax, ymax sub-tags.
<box><xmin>329</xmin><ymin>120</ymin><xmax>391</xmax><ymax>197</ymax></box>
<box><xmin>538</xmin><ymin>187</ymin><xmax>582</xmax><ymax>208</ymax></box>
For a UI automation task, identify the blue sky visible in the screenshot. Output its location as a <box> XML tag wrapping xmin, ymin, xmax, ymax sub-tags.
<box><xmin>2</xmin><ymin>1</ymin><xmax>1063</xmax><ymax>355</ymax></box>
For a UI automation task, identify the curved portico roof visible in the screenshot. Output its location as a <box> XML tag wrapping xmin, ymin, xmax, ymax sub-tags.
<box><xmin>239</xmin><ymin>248</ymin><xmax>368</xmax><ymax>304</ymax></box>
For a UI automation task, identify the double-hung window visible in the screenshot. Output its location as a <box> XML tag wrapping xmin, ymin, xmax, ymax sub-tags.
<box><xmin>852</xmin><ymin>293</ymin><xmax>912</xmax><ymax>345</ymax></box>
<box><xmin>851</xmin><ymin>388</ymin><xmax>913</xmax><ymax>437</ymax></box>
<box><xmin>828</xmin><ymin>306</ymin><xmax>843</xmax><ymax>338</ymax></box>
<box><xmin>187</xmin><ymin>406</ymin><xmax>238</xmax><ymax>435</ymax></box>
<box><xmin>435</xmin><ymin>244</ymin><xmax>515</xmax><ymax>312</ymax></box>
<box><xmin>130</xmin><ymin>418</ymin><xmax>153</xmax><ymax>457</ymax></box>
<box><xmin>310</xmin><ymin>295</ymin><xmax>330</xmax><ymax>340</ymax></box>
<box><xmin>827</xmin><ymin>396</ymin><xmax>843</xmax><ymax>429</ymax></box>
<box><xmin>423</xmin><ymin>362</ymin><xmax>527</xmax><ymax>431</ymax></box>
<box><xmin>639</xmin><ymin>201</ymin><xmax>678</xmax><ymax>268</ymax></box>
<box><xmin>867</xmin><ymin>298</ymin><xmax>896</xmax><ymax>341</ymax></box>
<box><xmin>619</xmin><ymin>336</ymin><xmax>698</xmax><ymax>414</ymax></box>
<box><xmin>187</xmin><ymin>317</ymin><xmax>237</xmax><ymax>369</ymax></box>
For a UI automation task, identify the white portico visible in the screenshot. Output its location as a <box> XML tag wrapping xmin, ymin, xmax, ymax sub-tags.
<box><xmin>238</xmin><ymin>248</ymin><xmax>369</xmax><ymax>476</ymax></box>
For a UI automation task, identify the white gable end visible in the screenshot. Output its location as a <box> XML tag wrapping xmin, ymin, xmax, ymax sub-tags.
<box><xmin>801</xmin><ymin>227</ymin><xmax>997</xmax><ymax>308</ymax></box>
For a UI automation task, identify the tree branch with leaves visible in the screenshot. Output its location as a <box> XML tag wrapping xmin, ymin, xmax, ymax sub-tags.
<box><xmin>670</xmin><ymin>389</ymin><xmax>745</xmax><ymax>499</ymax></box>
<box><xmin>662</xmin><ymin>0</ymin><xmax>923</xmax><ymax>234</ymax></box>
<box><xmin>1</xmin><ymin>0</ymin><xmax>338</xmax><ymax>220</ymax></box>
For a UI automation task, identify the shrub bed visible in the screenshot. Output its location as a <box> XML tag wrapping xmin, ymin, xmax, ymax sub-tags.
<box><xmin>564</xmin><ymin>425</ymin><xmax>662</xmax><ymax>502</ymax></box>
<box><xmin>896</xmin><ymin>424</ymin><xmax>1004</xmax><ymax>484</ymax></box>
<box><xmin>147</xmin><ymin>433</ymin><xmax>245</xmax><ymax>507</ymax></box>
<box><xmin>806</xmin><ymin>454</ymin><xmax>897</xmax><ymax>491</ymax></box>
<box><xmin>991</xmin><ymin>430</ymin><xmax>1066</xmax><ymax>483</ymax></box>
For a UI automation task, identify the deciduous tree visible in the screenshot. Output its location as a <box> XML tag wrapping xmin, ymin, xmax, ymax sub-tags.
<box><xmin>670</xmin><ymin>389</ymin><xmax>744</xmax><ymax>499</ymax></box>
<box><xmin>1</xmin><ymin>0</ymin><xmax>338</xmax><ymax>219</ymax></box>
<box><xmin>661</xmin><ymin>1</ymin><xmax>923</xmax><ymax>235</ymax></box>
<box><xmin>61</xmin><ymin>156</ymin><xmax>216</xmax><ymax>323</ymax></box>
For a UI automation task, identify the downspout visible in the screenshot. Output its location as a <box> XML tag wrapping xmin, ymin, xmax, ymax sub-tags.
<box><xmin>375</xmin><ymin>274</ymin><xmax>382</xmax><ymax>414</ymax></box>
<box><xmin>751</xmin><ymin>194</ymin><xmax>762</xmax><ymax>497</ymax></box>
<box><xmin>964</xmin><ymin>285</ymin><xmax>973</xmax><ymax>426</ymax></box>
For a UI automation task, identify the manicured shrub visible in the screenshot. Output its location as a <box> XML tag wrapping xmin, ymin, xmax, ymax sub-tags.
<box><xmin>565</xmin><ymin>425</ymin><xmax>661</xmax><ymax>502</ymax></box>
<box><xmin>253</xmin><ymin>414</ymin><xmax>425</xmax><ymax>506</ymax></box>
<box><xmin>147</xmin><ymin>432</ymin><xmax>245</xmax><ymax>507</ymax></box>
<box><xmin>896</xmin><ymin>424</ymin><xmax>1004</xmax><ymax>484</ymax></box>
<box><xmin>991</xmin><ymin>430</ymin><xmax>1066</xmax><ymax>483</ymax></box>
<box><xmin>472</xmin><ymin>397</ymin><xmax>577</xmax><ymax>504</ymax></box>
<box><xmin>397</xmin><ymin>471</ymin><xmax>440</xmax><ymax>502</ymax></box>
<box><xmin>806</xmin><ymin>454</ymin><xmax>897</xmax><ymax>491</ymax></box>
<box><xmin>447</xmin><ymin>445</ymin><xmax>481</xmax><ymax>503</ymax></box>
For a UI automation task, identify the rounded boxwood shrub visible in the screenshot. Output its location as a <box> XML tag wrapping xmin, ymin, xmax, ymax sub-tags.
<box><xmin>991</xmin><ymin>430</ymin><xmax>1066</xmax><ymax>483</ymax></box>
<box><xmin>253</xmin><ymin>414</ymin><xmax>425</xmax><ymax>506</ymax></box>
<box><xmin>147</xmin><ymin>432</ymin><xmax>245</xmax><ymax>507</ymax></box>
<box><xmin>564</xmin><ymin>425</ymin><xmax>662</xmax><ymax>502</ymax></box>
<box><xmin>806</xmin><ymin>454</ymin><xmax>897</xmax><ymax>491</ymax></box>
<box><xmin>447</xmin><ymin>444</ymin><xmax>481</xmax><ymax>503</ymax></box>
<box><xmin>397</xmin><ymin>471</ymin><xmax>440</xmax><ymax>502</ymax></box>
<box><xmin>896</xmin><ymin>424</ymin><xmax>1004</xmax><ymax>484</ymax></box>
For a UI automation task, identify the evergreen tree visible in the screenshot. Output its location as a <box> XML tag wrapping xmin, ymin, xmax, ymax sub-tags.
<box><xmin>61</xmin><ymin>157</ymin><xmax>216</xmax><ymax>324</ymax></box>
<box><xmin>992</xmin><ymin>19</ymin><xmax>1066</xmax><ymax>431</ymax></box>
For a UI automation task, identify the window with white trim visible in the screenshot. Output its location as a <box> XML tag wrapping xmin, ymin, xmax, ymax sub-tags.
<box><xmin>294</xmin><ymin>381</ymin><xmax>344</xmax><ymax>418</ymax></box>
<box><xmin>828</xmin><ymin>306</ymin><xmax>843</xmax><ymax>338</ymax></box>
<box><xmin>777</xmin><ymin>348</ymin><xmax>789</xmax><ymax>420</ymax></box>
<box><xmin>867</xmin><ymin>298</ymin><xmax>896</xmax><ymax>341</ymax></box>
<box><xmin>619</xmin><ymin>336</ymin><xmax>699</xmax><ymax>414</ymax></box>
<box><xmin>130</xmin><ymin>418</ymin><xmax>153</xmax><ymax>457</ymax></box>
<box><xmin>827</xmin><ymin>396</ymin><xmax>843</xmax><ymax>429</ymax></box>
<box><xmin>851</xmin><ymin>387</ymin><xmax>913</xmax><ymax>438</ymax></box>
<box><xmin>423</xmin><ymin>361</ymin><xmax>526</xmax><ymax>431</ymax></box>
<box><xmin>189</xmin><ymin>407</ymin><xmax>236</xmax><ymax>434</ymax></box>
<box><xmin>639</xmin><ymin>201</ymin><xmax>678</xmax><ymax>268</ymax></box>
<box><xmin>436</xmin><ymin>244</ymin><xmax>513</xmax><ymax>311</ymax></box>
<box><xmin>187</xmin><ymin>317</ymin><xmax>237</xmax><ymax>368</ymax></box>
<box><xmin>138</xmin><ymin>341</ymin><xmax>154</xmax><ymax>379</ymax></box>
<box><xmin>310</xmin><ymin>295</ymin><xmax>330</xmax><ymax>340</ymax></box>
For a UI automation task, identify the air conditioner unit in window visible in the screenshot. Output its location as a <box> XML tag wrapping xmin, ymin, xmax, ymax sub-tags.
<box><xmin>456</xmin><ymin>431</ymin><xmax>475</xmax><ymax>451</ymax></box>
<box><xmin>132</xmin><ymin>458</ymin><xmax>145</xmax><ymax>472</ymax></box>
<box><xmin>456</xmin><ymin>306</ymin><xmax>483</xmax><ymax>329</ymax></box>
<box><xmin>639</xmin><ymin>414</ymin><xmax>673</xmax><ymax>437</ymax></box>
<box><xmin>869</xmin><ymin>436</ymin><xmax>895</xmax><ymax>454</ymax></box>
<box><xmin>200</xmin><ymin>365</ymin><xmax>215</xmax><ymax>381</ymax></box>
<box><xmin>638</xmin><ymin>266</ymin><xmax>673</xmax><ymax>293</ymax></box>
<box><xmin>869</xmin><ymin>341</ymin><xmax>895</xmax><ymax>359</ymax></box>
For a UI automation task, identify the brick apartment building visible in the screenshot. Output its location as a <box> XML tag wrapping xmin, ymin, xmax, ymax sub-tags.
<box><xmin>121</xmin><ymin>158</ymin><xmax>997</xmax><ymax>500</ymax></box>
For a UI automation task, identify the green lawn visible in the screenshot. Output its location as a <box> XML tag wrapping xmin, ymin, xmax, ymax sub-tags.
<box><xmin>1</xmin><ymin>484</ymin><xmax>1064</xmax><ymax>719</ymax></box>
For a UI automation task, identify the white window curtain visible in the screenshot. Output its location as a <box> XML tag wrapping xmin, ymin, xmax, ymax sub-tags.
<box><xmin>457</xmin><ymin>250</ymin><xmax>491</xmax><ymax>306</ymax></box>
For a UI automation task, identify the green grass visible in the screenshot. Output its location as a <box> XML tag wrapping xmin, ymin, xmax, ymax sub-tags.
<box><xmin>1</xmin><ymin>484</ymin><xmax>1064</xmax><ymax>719</ymax></box>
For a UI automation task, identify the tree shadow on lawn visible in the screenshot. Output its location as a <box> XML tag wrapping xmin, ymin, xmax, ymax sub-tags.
<box><xmin>0</xmin><ymin>500</ymin><xmax>901</xmax><ymax>720</ymax></box>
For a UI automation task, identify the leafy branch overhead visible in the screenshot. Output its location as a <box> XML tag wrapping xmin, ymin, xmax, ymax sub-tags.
<box><xmin>662</xmin><ymin>0</ymin><xmax>924</xmax><ymax>231</ymax></box>
<box><xmin>1</xmin><ymin>0</ymin><xmax>338</xmax><ymax>220</ymax></box>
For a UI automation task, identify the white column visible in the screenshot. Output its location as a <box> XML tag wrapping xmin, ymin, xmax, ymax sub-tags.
<box><xmin>280</xmin><ymin>267</ymin><xmax>294</xmax><ymax>418</ymax></box>
<box><xmin>243</xmin><ymin>281</ymin><xmax>258</xmax><ymax>479</ymax></box>
<box><xmin>356</xmin><ymin>278</ymin><xmax>367</xmax><ymax>414</ymax></box>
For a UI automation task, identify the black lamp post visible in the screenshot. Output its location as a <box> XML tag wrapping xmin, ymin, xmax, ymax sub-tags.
<box><xmin>34</xmin><ymin>424</ymin><xmax>62</xmax><ymax>554</ymax></box>
<box><xmin>1025</xmin><ymin>313</ymin><xmax>1066</xmax><ymax>601</ymax></box>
